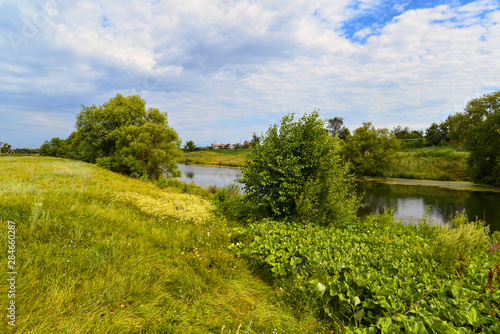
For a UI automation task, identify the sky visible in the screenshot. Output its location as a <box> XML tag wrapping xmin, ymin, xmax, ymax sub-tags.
<box><xmin>1</xmin><ymin>0</ymin><xmax>499</xmax><ymax>148</ymax></box>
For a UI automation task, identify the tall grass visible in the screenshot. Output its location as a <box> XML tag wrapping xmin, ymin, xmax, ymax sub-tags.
<box><xmin>0</xmin><ymin>156</ymin><xmax>317</xmax><ymax>333</ymax></box>
<box><xmin>392</xmin><ymin>146</ymin><xmax>469</xmax><ymax>181</ymax></box>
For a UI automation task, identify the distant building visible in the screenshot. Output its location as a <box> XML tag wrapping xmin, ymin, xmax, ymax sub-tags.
<box><xmin>212</xmin><ymin>143</ymin><xmax>225</xmax><ymax>149</ymax></box>
<box><xmin>212</xmin><ymin>143</ymin><xmax>235</xmax><ymax>149</ymax></box>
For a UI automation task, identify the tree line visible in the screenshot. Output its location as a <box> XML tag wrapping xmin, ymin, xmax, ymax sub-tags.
<box><xmin>40</xmin><ymin>91</ymin><xmax>499</xmax><ymax>187</ymax></box>
<box><xmin>327</xmin><ymin>91</ymin><xmax>500</xmax><ymax>186</ymax></box>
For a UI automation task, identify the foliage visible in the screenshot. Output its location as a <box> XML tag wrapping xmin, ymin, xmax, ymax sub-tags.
<box><xmin>41</xmin><ymin>94</ymin><xmax>182</xmax><ymax>180</ymax></box>
<box><xmin>250</xmin><ymin>132</ymin><xmax>260</xmax><ymax>146</ymax></box>
<box><xmin>1</xmin><ymin>142</ymin><xmax>13</xmax><ymax>153</ymax></box>
<box><xmin>12</xmin><ymin>148</ymin><xmax>38</xmax><ymax>155</ymax></box>
<box><xmin>449</xmin><ymin>91</ymin><xmax>500</xmax><ymax>186</ymax></box>
<box><xmin>39</xmin><ymin>137</ymin><xmax>67</xmax><ymax>157</ymax></box>
<box><xmin>232</xmin><ymin>212</ymin><xmax>500</xmax><ymax>332</ymax></box>
<box><xmin>341</xmin><ymin>122</ymin><xmax>401</xmax><ymax>177</ymax></box>
<box><xmin>183</xmin><ymin>140</ymin><xmax>196</xmax><ymax>152</ymax></box>
<box><xmin>240</xmin><ymin>111</ymin><xmax>358</xmax><ymax>225</ymax></box>
<box><xmin>425</xmin><ymin>119</ymin><xmax>450</xmax><ymax>146</ymax></box>
<box><xmin>432</xmin><ymin>211</ymin><xmax>490</xmax><ymax>268</ymax></box>
<box><xmin>326</xmin><ymin>117</ymin><xmax>350</xmax><ymax>139</ymax></box>
<box><xmin>392</xmin><ymin>126</ymin><xmax>424</xmax><ymax>140</ymax></box>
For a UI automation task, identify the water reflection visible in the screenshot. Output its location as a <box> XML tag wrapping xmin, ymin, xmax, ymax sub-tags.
<box><xmin>358</xmin><ymin>182</ymin><xmax>500</xmax><ymax>232</ymax></box>
<box><xmin>177</xmin><ymin>164</ymin><xmax>242</xmax><ymax>188</ymax></box>
<box><xmin>176</xmin><ymin>164</ymin><xmax>500</xmax><ymax>232</ymax></box>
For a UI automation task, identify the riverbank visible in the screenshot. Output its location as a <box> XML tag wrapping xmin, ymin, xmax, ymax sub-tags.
<box><xmin>363</xmin><ymin>177</ymin><xmax>500</xmax><ymax>193</ymax></box>
<box><xmin>179</xmin><ymin>146</ymin><xmax>469</xmax><ymax>181</ymax></box>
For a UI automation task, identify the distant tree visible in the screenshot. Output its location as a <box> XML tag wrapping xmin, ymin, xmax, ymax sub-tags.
<box><xmin>327</xmin><ymin>117</ymin><xmax>350</xmax><ymax>139</ymax></box>
<box><xmin>39</xmin><ymin>138</ymin><xmax>67</xmax><ymax>157</ymax></box>
<box><xmin>425</xmin><ymin>120</ymin><xmax>449</xmax><ymax>146</ymax></box>
<box><xmin>66</xmin><ymin>94</ymin><xmax>181</xmax><ymax>180</ymax></box>
<box><xmin>327</xmin><ymin>117</ymin><xmax>343</xmax><ymax>136</ymax></box>
<box><xmin>13</xmin><ymin>148</ymin><xmax>37</xmax><ymax>155</ymax></box>
<box><xmin>337</xmin><ymin>126</ymin><xmax>351</xmax><ymax>140</ymax></box>
<box><xmin>449</xmin><ymin>91</ymin><xmax>500</xmax><ymax>186</ymax></box>
<box><xmin>250</xmin><ymin>132</ymin><xmax>260</xmax><ymax>147</ymax></box>
<box><xmin>240</xmin><ymin>111</ymin><xmax>358</xmax><ymax>225</ymax></box>
<box><xmin>1</xmin><ymin>143</ymin><xmax>12</xmax><ymax>153</ymax></box>
<box><xmin>341</xmin><ymin>122</ymin><xmax>401</xmax><ymax>177</ymax></box>
<box><xmin>392</xmin><ymin>126</ymin><xmax>424</xmax><ymax>139</ymax></box>
<box><xmin>184</xmin><ymin>140</ymin><xmax>196</xmax><ymax>152</ymax></box>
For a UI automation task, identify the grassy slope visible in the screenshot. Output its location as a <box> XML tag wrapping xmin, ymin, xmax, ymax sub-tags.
<box><xmin>0</xmin><ymin>156</ymin><xmax>317</xmax><ymax>333</ymax></box>
<box><xmin>179</xmin><ymin>146</ymin><xmax>469</xmax><ymax>181</ymax></box>
<box><xmin>392</xmin><ymin>146</ymin><xmax>469</xmax><ymax>181</ymax></box>
<box><xmin>179</xmin><ymin>149</ymin><xmax>250</xmax><ymax>168</ymax></box>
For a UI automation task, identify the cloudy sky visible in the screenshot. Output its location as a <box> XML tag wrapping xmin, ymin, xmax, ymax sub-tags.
<box><xmin>1</xmin><ymin>0</ymin><xmax>499</xmax><ymax>148</ymax></box>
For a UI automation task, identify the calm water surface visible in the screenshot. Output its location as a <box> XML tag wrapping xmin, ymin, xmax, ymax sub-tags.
<box><xmin>177</xmin><ymin>164</ymin><xmax>500</xmax><ymax>231</ymax></box>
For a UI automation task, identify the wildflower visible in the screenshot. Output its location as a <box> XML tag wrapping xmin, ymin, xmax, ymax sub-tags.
<box><xmin>490</xmin><ymin>242</ymin><xmax>500</xmax><ymax>253</ymax></box>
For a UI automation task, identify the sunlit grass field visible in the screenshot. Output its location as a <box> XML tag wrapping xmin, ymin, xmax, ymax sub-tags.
<box><xmin>179</xmin><ymin>149</ymin><xmax>250</xmax><ymax>167</ymax></box>
<box><xmin>0</xmin><ymin>156</ymin><xmax>317</xmax><ymax>333</ymax></box>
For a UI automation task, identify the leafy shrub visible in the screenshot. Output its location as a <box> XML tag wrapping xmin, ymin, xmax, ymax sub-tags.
<box><xmin>341</xmin><ymin>122</ymin><xmax>401</xmax><ymax>177</ymax></box>
<box><xmin>232</xmin><ymin>213</ymin><xmax>500</xmax><ymax>332</ymax></box>
<box><xmin>212</xmin><ymin>184</ymin><xmax>259</xmax><ymax>222</ymax></box>
<box><xmin>432</xmin><ymin>211</ymin><xmax>490</xmax><ymax>268</ymax></box>
<box><xmin>240</xmin><ymin>111</ymin><xmax>358</xmax><ymax>225</ymax></box>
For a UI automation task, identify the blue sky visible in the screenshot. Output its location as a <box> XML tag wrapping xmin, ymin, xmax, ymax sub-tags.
<box><xmin>1</xmin><ymin>0</ymin><xmax>499</xmax><ymax>148</ymax></box>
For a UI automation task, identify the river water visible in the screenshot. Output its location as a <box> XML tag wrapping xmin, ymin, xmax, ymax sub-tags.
<box><xmin>177</xmin><ymin>164</ymin><xmax>500</xmax><ymax>232</ymax></box>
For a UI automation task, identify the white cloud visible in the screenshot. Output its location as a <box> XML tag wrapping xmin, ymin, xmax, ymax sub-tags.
<box><xmin>0</xmin><ymin>0</ymin><xmax>499</xmax><ymax>147</ymax></box>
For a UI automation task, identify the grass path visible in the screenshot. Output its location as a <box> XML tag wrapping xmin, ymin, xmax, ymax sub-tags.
<box><xmin>0</xmin><ymin>156</ymin><xmax>317</xmax><ymax>333</ymax></box>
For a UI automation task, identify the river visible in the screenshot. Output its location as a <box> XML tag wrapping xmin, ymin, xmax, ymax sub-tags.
<box><xmin>177</xmin><ymin>164</ymin><xmax>500</xmax><ymax>232</ymax></box>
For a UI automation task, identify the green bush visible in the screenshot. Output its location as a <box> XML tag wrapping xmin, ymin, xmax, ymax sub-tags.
<box><xmin>233</xmin><ymin>213</ymin><xmax>500</xmax><ymax>332</ymax></box>
<box><xmin>341</xmin><ymin>122</ymin><xmax>401</xmax><ymax>177</ymax></box>
<box><xmin>432</xmin><ymin>211</ymin><xmax>490</xmax><ymax>268</ymax></box>
<box><xmin>240</xmin><ymin>111</ymin><xmax>358</xmax><ymax>225</ymax></box>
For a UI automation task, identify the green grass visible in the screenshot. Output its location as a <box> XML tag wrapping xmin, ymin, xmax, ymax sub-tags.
<box><xmin>392</xmin><ymin>146</ymin><xmax>469</xmax><ymax>181</ymax></box>
<box><xmin>0</xmin><ymin>156</ymin><xmax>318</xmax><ymax>333</ymax></box>
<box><xmin>178</xmin><ymin>149</ymin><xmax>250</xmax><ymax>168</ymax></box>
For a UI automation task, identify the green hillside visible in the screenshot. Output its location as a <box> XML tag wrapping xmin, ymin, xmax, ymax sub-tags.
<box><xmin>0</xmin><ymin>156</ymin><xmax>316</xmax><ymax>333</ymax></box>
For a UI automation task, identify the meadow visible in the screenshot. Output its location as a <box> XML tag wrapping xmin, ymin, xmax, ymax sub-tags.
<box><xmin>0</xmin><ymin>156</ymin><xmax>318</xmax><ymax>333</ymax></box>
<box><xmin>2</xmin><ymin>156</ymin><xmax>499</xmax><ymax>333</ymax></box>
<box><xmin>179</xmin><ymin>149</ymin><xmax>250</xmax><ymax>168</ymax></box>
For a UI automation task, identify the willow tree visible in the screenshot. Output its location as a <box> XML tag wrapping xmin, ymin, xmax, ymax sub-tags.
<box><xmin>67</xmin><ymin>94</ymin><xmax>181</xmax><ymax>180</ymax></box>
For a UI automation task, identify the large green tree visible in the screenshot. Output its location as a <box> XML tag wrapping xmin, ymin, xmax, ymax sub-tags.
<box><xmin>240</xmin><ymin>111</ymin><xmax>358</xmax><ymax>225</ymax></box>
<box><xmin>54</xmin><ymin>94</ymin><xmax>181</xmax><ymax>180</ymax></box>
<box><xmin>449</xmin><ymin>91</ymin><xmax>500</xmax><ymax>186</ymax></box>
<box><xmin>341</xmin><ymin>122</ymin><xmax>401</xmax><ymax>177</ymax></box>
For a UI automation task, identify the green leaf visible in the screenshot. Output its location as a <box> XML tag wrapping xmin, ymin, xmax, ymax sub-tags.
<box><xmin>317</xmin><ymin>282</ymin><xmax>326</xmax><ymax>296</ymax></box>
<box><xmin>465</xmin><ymin>307</ymin><xmax>479</xmax><ymax>326</ymax></box>
<box><xmin>355</xmin><ymin>308</ymin><xmax>365</xmax><ymax>323</ymax></box>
